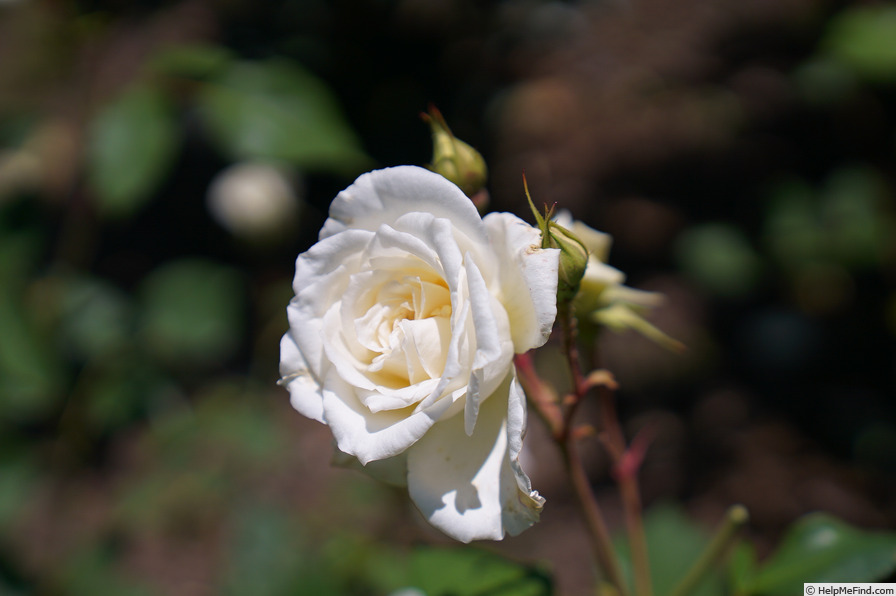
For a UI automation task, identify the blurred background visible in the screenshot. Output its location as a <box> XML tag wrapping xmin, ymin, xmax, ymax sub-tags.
<box><xmin>1</xmin><ymin>0</ymin><xmax>895</xmax><ymax>594</ymax></box>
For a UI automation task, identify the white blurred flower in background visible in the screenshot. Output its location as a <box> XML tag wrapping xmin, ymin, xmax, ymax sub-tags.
<box><xmin>206</xmin><ymin>161</ymin><xmax>301</xmax><ymax>240</ymax></box>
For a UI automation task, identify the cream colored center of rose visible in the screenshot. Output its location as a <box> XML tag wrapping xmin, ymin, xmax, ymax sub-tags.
<box><xmin>348</xmin><ymin>266</ymin><xmax>453</xmax><ymax>390</ymax></box>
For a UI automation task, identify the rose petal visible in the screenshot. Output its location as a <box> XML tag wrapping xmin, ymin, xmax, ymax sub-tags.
<box><xmin>289</xmin><ymin>228</ymin><xmax>373</xmax><ymax>379</ymax></box>
<box><xmin>463</xmin><ymin>255</ymin><xmax>513</xmax><ymax>436</ymax></box>
<box><xmin>279</xmin><ymin>331</ymin><xmax>324</xmax><ymax>423</ymax></box>
<box><xmin>503</xmin><ymin>372</ymin><xmax>545</xmax><ymax>535</ymax></box>
<box><xmin>483</xmin><ymin>213</ymin><xmax>559</xmax><ymax>353</ymax></box>
<box><xmin>406</xmin><ymin>372</ymin><xmax>544</xmax><ymax>542</ymax></box>
<box><xmin>320</xmin><ymin>166</ymin><xmax>488</xmax><ymax>247</ymax></box>
<box><xmin>321</xmin><ymin>369</ymin><xmax>457</xmax><ymax>464</ymax></box>
<box><xmin>357</xmin><ymin>379</ymin><xmax>441</xmax><ymax>413</ymax></box>
<box><xmin>401</xmin><ymin>317</ymin><xmax>452</xmax><ymax>381</ymax></box>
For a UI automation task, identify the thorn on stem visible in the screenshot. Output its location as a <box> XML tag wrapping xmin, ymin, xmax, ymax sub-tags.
<box><xmin>572</xmin><ymin>424</ymin><xmax>597</xmax><ymax>441</ymax></box>
<box><xmin>586</xmin><ymin>369</ymin><xmax>619</xmax><ymax>391</ymax></box>
<box><xmin>612</xmin><ymin>424</ymin><xmax>656</xmax><ymax>481</ymax></box>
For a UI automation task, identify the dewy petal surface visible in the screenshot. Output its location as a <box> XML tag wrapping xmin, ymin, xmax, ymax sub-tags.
<box><xmin>406</xmin><ymin>372</ymin><xmax>544</xmax><ymax>542</ymax></box>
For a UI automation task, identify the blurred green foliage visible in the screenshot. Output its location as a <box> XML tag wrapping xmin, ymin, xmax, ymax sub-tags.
<box><xmin>198</xmin><ymin>58</ymin><xmax>372</xmax><ymax>173</ymax></box>
<box><xmin>0</xmin><ymin>211</ymin><xmax>63</xmax><ymax>421</ymax></box>
<box><xmin>731</xmin><ymin>514</ymin><xmax>896</xmax><ymax>595</ymax></box>
<box><xmin>0</xmin><ymin>3</ymin><xmax>551</xmax><ymax>590</ymax></box>
<box><xmin>0</xmin><ymin>3</ymin><xmax>384</xmax><ymax>590</ymax></box>
<box><xmin>675</xmin><ymin>224</ymin><xmax>762</xmax><ymax>299</ymax></box>
<box><xmin>612</xmin><ymin>506</ymin><xmax>896</xmax><ymax>596</ymax></box>
<box><xmin>615</xmin><ymin>505</ymin><xmax>725</xmax><ymax>596</ymax></box>
<box><xmin>677</xmin><ymin>165</ymin><xmax>896</xmax><ymax>306</ymax></box>
<box><xmin>87</xmin><ymin>85</ymin><xmax>179</xmax><ymax>218</ymax></box>
<box><xmin>1</xmin><ymin>0</ymin><xmax>895</xmax><ymax>594</ymax></box>
<box><xmin>137</xmin><ymin>259</ymin><xmax>245</xmax><ymax>367</ymax></box>
<box><xmin>822</xmin><ymin>4</ymin><xmax>896</xmax><ymax>84</ymax></box>
<box><xmin>81</xmin><ymin>47</ymin><xmax>371</xmax><ymax>220</ymax></box>
<box><xmin>407</xmin><ymin>547</ymin><xmax>551</xmax><ymax>596</ymax></box>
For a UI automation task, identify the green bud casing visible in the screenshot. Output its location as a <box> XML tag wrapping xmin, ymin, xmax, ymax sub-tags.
<box><xmin>422</xmin><ymin>105</ymin><xmax>488</xmax><ymax>198</ymax></box>
<box><xmin>524</xmin><ymin>178</ymin><xmax>589</xmax><ymax>303</ymax></box>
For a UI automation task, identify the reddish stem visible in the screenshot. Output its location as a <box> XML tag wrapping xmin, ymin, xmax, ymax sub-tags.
<box><xmin>557</xmin><ymin>303</ymin><xmax>629</xmax><ymax>594</ymax></box>
<box><xmin>596</xmin><ymin>376</ymin><xmax>653</xmax><ymax>596</ymax></box>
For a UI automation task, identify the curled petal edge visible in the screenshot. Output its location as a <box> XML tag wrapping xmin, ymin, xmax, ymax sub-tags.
<box><xmin>406</xmin><ymin>371</ymin><xmax>543</xmax><ymax>542</ymax></box>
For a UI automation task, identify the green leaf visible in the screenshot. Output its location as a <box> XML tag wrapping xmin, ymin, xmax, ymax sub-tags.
<box><xmin>0</xmin><ymin>281</ymin><xmax>63</xmax><ymax>422</ymax></box>
<box><xmin>820</xmin><ymin>166</ymin><xmax>894</xmax><ymax>268</ymax></box>
<box><xmin>408</xmin><ymin>546</ymin><xmax>552</xmax><ymax>596</ymax></box>
<box><xmin>728</xmin><ymin>542</ymin><xmax>758</xmax><ymax>596</ymax></box>
<box><xmin>113</xmin><ymin>464</ymin><xmax>225</xmax><ymax>534</ymax></box>
<box><xmin>792</xmin><ymin>58</ymin><xmax>856</xmax><ymax>106</ymax></box>
<box><xmin>614</xmin><ymin>504</ymin><xmax>724</xmax><ymax>596</ymax></box>
<box><xmin>148</xmin><ymin>43</ymin><xmax>233</xmax><ymax>79</ymax></box>
<box><xmin>0</xmin><ymin>578</ymin><xmax>27</xmax><ymax>596</ymax></box>
<box><xmin>823</xmin><ymin>5</ymin><xmax>896</xmax><ymax>83</ymax></box>
<box><xmin>762</xmin><ymin>179</ymin><xmax>823</xmax><ymax>271</ymax></box>
<box><xmin>191</xmin><ymin>383</ymin><xmax>284</xmax><ymax>463</ymax></box>
<box><xmin>0</xmin><ymin>454</ymin><xmax>40</xmax><ymax>529</ymax></box>
<box><xmin>321</xmin><ymin>532</ymin><xmax>410</xmax><ymax>595</ymax></box>
<box><xmin>57</xmin><ymin>275</ymin><xmax>134</xmax><ymax>362</ymax></box>
<box><xmin>221</xmin><ymin>507</ymin><xmax>342</xmax><ymax>596</ymax></box>
<box><xmin>0</xmin><ymin>210</ymin><xmax>63</xmax><ymax>420</ymax></box>
<box><xmin>86</xmin><ymin>85</ymin><xmax>179</xmax><ymax>218</ymax></box>
<box><xmin>675</xmin><ymin>224</ymin><xmax>762</xmax><ymax>298</ymax></box>
<box><xmin>198</xmin><ymin>59</ymin><xmax>371</xmax><ymax>174</ymax></box>
<box><xmin>137</xmin><ymin>259</ymin><xmax>244</xmax><ymax>367</ymax></box>
<box><xmin>55</xmin><ymin>546</ymin><xmax>156</xmax><ymax>596</ymax></box>
<box><xmin>742</xmin><ymin>513</ymin><xmax>896</xmax><ymax>595</ymax></box>
<box><xmin>83</xmin><ymin>358</ymin><xmax>165</xmax><ymax>431</ymax></box>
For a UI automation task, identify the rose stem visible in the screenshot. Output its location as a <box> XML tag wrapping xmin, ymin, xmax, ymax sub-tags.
<box><xmin>598</xmin><ymin>381</ymin><xmax>653</xmax><ymax>596</ymax></box>
<box><xmin>515</xmin><ymin>351</ymin><xmax>626</xmax><ymax>592</ymax></box>
<box><xmin>556</xmin><ymin>303</ymin><xmax>629</xmax><ymax>596</ymax></box>
<box><xmin>559</xmin><ymin>436</ymin><xmax>628</xmax><ymax>595</ymax></box>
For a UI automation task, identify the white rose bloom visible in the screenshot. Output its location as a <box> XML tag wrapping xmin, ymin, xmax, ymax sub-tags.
<box><xmin>280</xmin><ymin>166</ymin><xmax>559</xmax><ymax>542</ymax></box>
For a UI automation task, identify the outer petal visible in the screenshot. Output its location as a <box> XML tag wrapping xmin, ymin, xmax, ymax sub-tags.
<box><xmin>463</xmin><ymin>256</ymin><xmax>513</xmax><ymax>436</ymax></box>
<box><xmin>279</xmin><ymin>331</ymin><xmax>324</xmax><ymax>423</ymax></box>
<box><xmin>502</xmin><ymin>372</ymin><xmax>545</xmax><ymax>535</ymax></box>
<box><xmin>483</xmin><ymin>212</ymin><xmax>559</xmax><ymax>353</ymax></box>
<box><xmin>406</xmin><ymin>372</ymin><xmax>544</xmax><ymax>542</ymax></box>
<box><xmin>320</xmin><ymin>166</ymin><xmax>488</xmax><ymax>246</ymax></box>
<box><xmin>281</xmin><ymin>228</ymin><xmax>373</xmax><ymax>422</ymax></box>
<box><xmin>288</xmin><ymin>228</ymin><xmax>372</xmax><ymax>377</ymax></box>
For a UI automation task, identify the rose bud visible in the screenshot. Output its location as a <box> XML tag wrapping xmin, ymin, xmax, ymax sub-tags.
<box><xmin>524</xmin><ymin>179</ymin><xmax>589</xmax><ymax>304</ymax></box>
<box><xmin>422</xmin><ymin>105</ymin><xmax>488</xmax><ymax>200</ymax></box>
